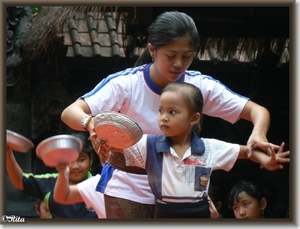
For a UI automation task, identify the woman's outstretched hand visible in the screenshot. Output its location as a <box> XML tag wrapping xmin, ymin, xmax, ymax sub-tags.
<box><xmin>246</xmin><ymin>131</ymin><xmax>280</xmax><ymax>157</ymax></box>
<box><xmin>89</xmin><ymin>132</ymin><xmax>111</xmax><ymax>166</ymax></box>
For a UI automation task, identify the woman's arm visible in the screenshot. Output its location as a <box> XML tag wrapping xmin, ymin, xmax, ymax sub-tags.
<box><xmin>61</xmin><ymin>99</ymin><xmax>94</xmax><ymax>132</ymax></box>
<box><xmin>240</xmin><ymin>100</ymin><xmax>280</xmax><ymax>156</ymax></box>
<box><xmin>6</xmin><ymin>146</ymin><xmax>24</xmax><ymax>190</ymax></box>
<box><xmin>53</xmin><ymin>164</ymin><xmax>84</xmax><ymax>204</ymax></box>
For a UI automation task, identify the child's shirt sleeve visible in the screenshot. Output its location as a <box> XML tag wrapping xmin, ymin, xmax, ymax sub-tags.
<box><xmin>123</xmin><ymin>134</ymin><xmax>148</xmax><ymax>168</ymax></box>
<box><xmin>22</xmin><ymin>173</ymin><xmax>57</xmax><ymax>200</ymax></box>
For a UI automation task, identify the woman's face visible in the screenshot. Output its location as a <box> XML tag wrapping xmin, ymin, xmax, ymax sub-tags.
<box><xmin>68</xmin><ymin>151</ymin><xmax>92</xmax><ymax>184</ymax></box>
<box><xmin>232</xmin><ymin>191</ymin><xmax>266</xmax><ymax>219</ymax></box>
<box><xmin>149</xmin><ymin>38</ymin><xmax>195</xmax><ymax>88</ymax></box>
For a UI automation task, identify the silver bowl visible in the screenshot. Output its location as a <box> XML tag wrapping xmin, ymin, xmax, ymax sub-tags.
<box><xmin>36</xmin><ymin>134</ymin><xmax>82</xmax><ymax>167</ymax></box>
<box><xmin>94</xmin><ymin>111</ymin><xmax>143</xmax><ymax>149</ymax></box>
<box><xmin>6</xmin><ymin>130</ymin><xmax>34</xmax><ymax>153</ymax></box>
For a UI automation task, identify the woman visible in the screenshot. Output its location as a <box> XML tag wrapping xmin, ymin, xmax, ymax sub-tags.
<box><xmin>61</xmin><ymin>11</ymin><xmax>280</xmax><ymax>218</ymax></box>
<box><xmin>6</xmin><ymin>131</ymin><xmax>99</xmax><ymax>218</ymax></box>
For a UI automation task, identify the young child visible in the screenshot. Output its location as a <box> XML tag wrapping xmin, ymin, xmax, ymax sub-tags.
<box><xmin>6</xmin><ymin>131</ymin><xmax>101</xmax><ymax>218</ymax></box>
<box><xmin>121</xmin><ymin>82</ymin><xmax>289</xmax><ymax>218</ymax></box>
<box><xmin>227</xmin><ymin>180</ymin><xmax>268</xmax><ymax>218</ymax></box>
<box><xmin>208</xmin><ymin>183</ymin><xmax>226</xmax><ymax>218</ymax></box>
<box><xmin>227</xmin><ymin>180</ymin><xmax>287</xmax><ymax>218</ymax></box>
<box><xmin>54</xmin><ymin>163</ymin><xmax>106</xmax><ymax>218</ymax></box>
<box><xmin>34</xmin><ymin>199</ymin><xmax>50</xmax><ymax>218</ymax></box>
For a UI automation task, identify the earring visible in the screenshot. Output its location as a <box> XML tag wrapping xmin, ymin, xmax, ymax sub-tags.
<box><xmin>151</xmin><ymin>54</ymin><xmax>154</xmax><ymax>62</ymax></box>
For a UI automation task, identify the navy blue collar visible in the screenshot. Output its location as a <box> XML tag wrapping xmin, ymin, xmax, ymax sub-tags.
<box><xmin>154</xmin><ymin>132</ymin><xmax>205</xmax><ymax>155</ymax></box>
<box><xmin>143</xmin><ymin>63</ymin><xmax>185</xmax><ymax>95</ymax></box>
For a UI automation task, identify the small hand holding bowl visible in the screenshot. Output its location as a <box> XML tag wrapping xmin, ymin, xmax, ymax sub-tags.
<box><xmin>36</xmin><ymin>135</ymin><xmax>82</xmax><ymax>167</ymax></box>
<box><xmin>6</xmin><ymin>130</ymin><xmax>34</xmax><ymax>153</ymax></box>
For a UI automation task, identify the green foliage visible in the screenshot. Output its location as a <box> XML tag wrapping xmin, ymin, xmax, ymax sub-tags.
<box><xmin>30</xmin><ymin>6</ymin><xmax>43</xmax><ymax>14</ymax></box>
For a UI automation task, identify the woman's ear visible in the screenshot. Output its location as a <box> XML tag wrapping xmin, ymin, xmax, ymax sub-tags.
<box><xmin>190</xmin><ymin>113</ymin><xmax>201</xmax><ymax>125</ymax></box>
<box><xmin>148</xmin><ymin>43</ymin><xmax>154</xmax><ymax>57</ymax></box>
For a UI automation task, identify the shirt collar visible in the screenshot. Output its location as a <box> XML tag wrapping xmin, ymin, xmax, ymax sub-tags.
<box><xmin>143</xmin><ymin>63</ymin><xmax>185</xmax><ymax>95</ymax></box>
<box><xmin>155</xmin><ymin>132</ymin><xmax>205</xmax><ymax>155</ymax></box>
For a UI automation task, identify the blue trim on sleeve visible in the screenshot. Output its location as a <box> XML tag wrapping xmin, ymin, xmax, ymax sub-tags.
<box><xmin>95</xmin><ymin>163</ymin><xmax>115</xmax><ymax>193</ymax></box>
<box><xmin>82</xmin><ymin>65</ymin><xmax>143</xmax><ymax>98</ymax></box>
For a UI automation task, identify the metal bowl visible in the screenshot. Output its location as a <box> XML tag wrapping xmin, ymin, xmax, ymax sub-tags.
<box><xmin>36</xmin><ymin>134</ymin><xmax>82</xmax><ymax>167</ymax></box>
<box><xmin>6</xmin><ymin>130</ymin><xmax>34</xmax><ymax>153</ymax></box>
<box><xmin>94</xmin><ymin>111</ymin><xmax>143</xmax><ymax>149</ymax></box>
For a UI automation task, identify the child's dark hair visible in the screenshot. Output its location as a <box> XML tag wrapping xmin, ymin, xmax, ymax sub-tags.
<box><xmin>134</xmin><ymin>11</ymin><xmax>200</xmax><ymax>66</ymax></box>
<box><xmin>161</xmin><ymin>82</ymin><xmax>203</xmax><ymax>136</ymax></box>
<box><xmin>227</xmin><ymin>180</ymin><xmax>264</xmax><ymax>209</ymax></box>
<box><xmin>227</xmin><ymin>180</ymin><xmax>280</xmax><ymax>218</ymax></box>
<box><xmin>35</xmin><ymin>199</ymin><xmax>43</xmax><ymax>209</ymax></box>
<box><xmin>60</xmin><ymin>130</ymin><xmax>94</xmax><ymax>158</ymax></box>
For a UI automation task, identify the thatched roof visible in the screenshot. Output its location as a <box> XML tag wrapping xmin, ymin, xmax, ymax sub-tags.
<box><xmin>22</xmin><ymin>6</ymin><xmax>289</xmax><ymax>64</ymax></box>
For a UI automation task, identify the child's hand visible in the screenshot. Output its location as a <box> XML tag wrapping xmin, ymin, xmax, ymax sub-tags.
<box><xmin>56</xmin><ymin>163</ymin><xmax>69</xmax><ymax>178</ymax></box>
<box><xmin>6</xmin><ymin>146</ymin><xmax>13</xmax><ymax>154</ymax></box>
<box><xmin>260</xmin><ymin>142</ymin><xmax>289</xmax><ymax>171</ymax></box>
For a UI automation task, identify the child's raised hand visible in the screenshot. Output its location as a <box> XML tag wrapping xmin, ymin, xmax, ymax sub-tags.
<box><xmin>55</xmin><ymin>163</ymin><xmax>70</xmax><ymax>178</ymax></box>
<box><xmin>6</xmin><ymin>146</ymin><xmax>13</xmax><ymax>154</ymax></box>
<box><xmin>260</xmin><ymin>142</ymin><xmax>289</xmax><ymax>171</ymax></box>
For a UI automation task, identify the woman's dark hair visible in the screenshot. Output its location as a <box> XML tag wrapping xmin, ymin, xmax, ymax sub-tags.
<box><xmin>134</xmin><ymin>11</ymin><xmax>200</xmax><ymax>66</ymax></box>
<box><xmin>161</xmin><ymin>82</ymin><xmax>203</xmax><ymax>136</ymax></box>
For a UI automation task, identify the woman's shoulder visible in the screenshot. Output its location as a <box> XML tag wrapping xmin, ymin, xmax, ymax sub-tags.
<box><xmin>185</xmin><ymin>69</ymin><xmax>202</xmax><ymax>77</ymax></box>
<box><xmin>109</xmin><ymin>65</ymin><xmax>145</xmax><ymax>78</ymax></box>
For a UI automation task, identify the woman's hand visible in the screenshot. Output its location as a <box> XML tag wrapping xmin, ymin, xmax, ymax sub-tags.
<box><xmin>246</xmin><ymin>130</ymin><xmax>280</xmax><ymax>157</ymax></box>
<box><xmin>241</xmin><ymin>101</ymin><xmax>279</xmax><ymax>157</ymax></box>
<box><xmin>89</xmin><ymin>133</ymin><xmax>111</xmax><ymax>165</ymax></box>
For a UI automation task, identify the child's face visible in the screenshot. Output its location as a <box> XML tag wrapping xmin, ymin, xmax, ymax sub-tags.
<box><xmin>158</xmin><ymin>91</ymin><xmax>196</xmax><ymax>137</ymax></box>
<box><xmin>68</xmin><ymin>151</ymin><xmax>92</xmax><ymax>183</ymax></box>
<box><xmin>36</xmin><ymin>200</ymin><xmax>50</xmax><ymax>218</ymax></box>
<box><xmin>232</xmin><ymin>191</ymin><xmax>266</xmax><ymax>218</ymax></box>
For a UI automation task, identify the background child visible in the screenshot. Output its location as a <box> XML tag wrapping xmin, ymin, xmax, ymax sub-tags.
<box><xmin>228</xmin><ymin>180</ymin><xmax>288</xmax><ymax>218</ymax></box>
<box><xmin>6</xmin><ymin>131</ymin><xmax>98</xmax><ymax>218</ymax></box>
<box><xmin>34</xmin><ymin>199</ymin><xmax>50</xmax><ymax>218</ymax></box>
